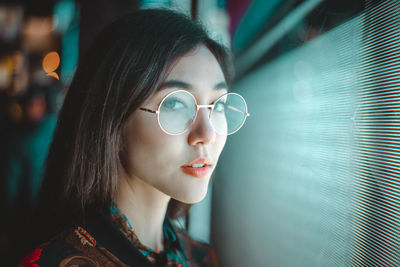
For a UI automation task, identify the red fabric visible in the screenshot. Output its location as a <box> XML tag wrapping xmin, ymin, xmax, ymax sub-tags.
<box><xmin>19</xmin><ymin>248</ymin><xmax>42</xmax><ymax>267</ymax></box>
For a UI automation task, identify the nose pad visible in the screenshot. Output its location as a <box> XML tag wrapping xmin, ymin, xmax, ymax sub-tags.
<box><xmin>207</xmin><ymin>107</ymin><xmax>213</xmax><ymax>119</ymax></box>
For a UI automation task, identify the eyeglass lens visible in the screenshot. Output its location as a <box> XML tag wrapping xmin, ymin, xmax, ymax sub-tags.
<box><xmin>158</xmin><ymin>91</ymin><xmax>247</xmax><ymax>135</ymax></box>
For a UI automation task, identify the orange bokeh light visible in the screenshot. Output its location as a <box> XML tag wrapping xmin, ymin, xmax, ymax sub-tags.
<box><xmin>42</xmin><ymin>51</ymin><xmax>60</xmax><ymax>73</ymax></box>
<box><xmin>46</xmin><ymin>71</ymin><xmax>60</xmax><ymax>80</ymax></box>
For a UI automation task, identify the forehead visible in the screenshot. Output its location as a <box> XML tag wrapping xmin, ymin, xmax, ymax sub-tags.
<box><xmin>164</xmin><ymin>45</ymin><xmax>226</xmax><ymax>90</ymax></box>
<box><xmin>145</xmin><ymin>45</ymin><xmax>228</xmax><ymax>105</ymax></box>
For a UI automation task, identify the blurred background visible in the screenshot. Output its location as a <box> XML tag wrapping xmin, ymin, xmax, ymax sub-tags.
<box><xmin>1</xmin><ymin>0</ymin><xmax>399</xmax><ymax>266</ymax></box>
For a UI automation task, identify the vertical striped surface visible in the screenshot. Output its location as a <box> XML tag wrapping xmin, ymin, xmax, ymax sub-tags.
<box><xmin>352</xmin><ymin>0</ymin><xmax>400</xmax><ymax>265</ymax></box>
<box><xmin>212</xmin><ymin>0</ymin><xmax>400</xmax><ymax>266</ymax></box>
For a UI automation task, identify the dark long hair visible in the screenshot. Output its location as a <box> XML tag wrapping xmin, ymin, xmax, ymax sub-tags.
<box><xmin>19</xmin><ymin>8</ymin><xmax>233</xmax><ymax>260</ymax></box>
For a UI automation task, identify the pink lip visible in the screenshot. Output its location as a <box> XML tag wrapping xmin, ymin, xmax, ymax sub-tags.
<box><xmin>181</xmin><ymin>165</ymin><xmax>211</xmax><ymax>178</ymax></box>
<box><xmin>184</xmin><ymin>157</ymin><xmax>211</xmax><ymax>166</ymax></box>
<box><xmin>181</xmin><ymin>157</ymin><xmax>213</xmax><ymax>178</ymax></box>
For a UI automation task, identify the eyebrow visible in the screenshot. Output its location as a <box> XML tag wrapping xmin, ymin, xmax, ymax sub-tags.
<box><xmin>157</xmin><ymin>80</ymin><xmax>228</xmax><ymax>91</ymax></box>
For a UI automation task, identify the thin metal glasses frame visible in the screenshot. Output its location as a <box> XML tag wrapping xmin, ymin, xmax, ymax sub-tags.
<box><xmin>139</xmin><ymin>89</ymin><xmax>250</xmax><ymax>136</ymax></box>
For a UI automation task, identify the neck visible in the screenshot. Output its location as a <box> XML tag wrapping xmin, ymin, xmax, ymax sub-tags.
<box><xmin>114</xmin><ymin>173</ymin><xmax>171</xmax><ymax>252</ymax></box>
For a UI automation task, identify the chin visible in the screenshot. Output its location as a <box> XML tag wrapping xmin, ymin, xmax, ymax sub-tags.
<box><xmin>175</xmin><ymin>189</ymin><xmax>208</xmax><ymax>204</ymax></box>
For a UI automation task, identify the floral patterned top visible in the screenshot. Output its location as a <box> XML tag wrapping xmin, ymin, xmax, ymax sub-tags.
<box><xmin>19</xmin><ymin>203</ymin><xmax>219</xmax><ymax>267</ymax></box>
<box><xmin>108</xmin><ymin>203</ymin><xmax>188</xmax><ymax>266</ymax></box>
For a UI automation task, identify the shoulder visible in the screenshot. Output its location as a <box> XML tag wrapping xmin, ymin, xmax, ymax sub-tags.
<box><xmin>19</xmin><ymin>226</ymin><xmax>128</xmax><ymax>267</ymax></box>
<box><xmin>173</xmin><ymin>226</ymin><xmax>220</xmax><ymax>267</ymax></box>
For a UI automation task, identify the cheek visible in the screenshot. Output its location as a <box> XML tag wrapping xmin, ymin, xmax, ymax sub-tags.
<box><xmin>122</xmin><ymin>110</ymin><xmax>227</xmax><ymax>182</ymax></box>
<box><xmin>214</xmin><ymin>135</ymin><xmax>227</xmax><ymax>158</ymax></box>
<box><xmin>122</xmin><ymin>114</ymin><xmax>184</xmax><ymax>177</ymax></box>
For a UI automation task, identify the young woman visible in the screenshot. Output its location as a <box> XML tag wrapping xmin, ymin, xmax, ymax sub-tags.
<box><xmin>18</xmin><ymin>8</ymin><xmax>249</xmax><ymax>266</ymax></box>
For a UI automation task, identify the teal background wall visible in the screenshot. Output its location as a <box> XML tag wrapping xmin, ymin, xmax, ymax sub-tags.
<box><xmin>212</xmin><ymin>14</ymin><xmax>363</xmax><ymax>266</ymax></box>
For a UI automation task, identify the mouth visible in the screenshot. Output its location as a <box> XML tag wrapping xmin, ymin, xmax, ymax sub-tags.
<box><xmin>181</xmin><ymin>158</ymin><xmax>213</xmax><ymax>178</ymax></box>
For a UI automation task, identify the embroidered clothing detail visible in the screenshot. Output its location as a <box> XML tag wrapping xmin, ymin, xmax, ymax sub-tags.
<box><xmin>74</xmin><ymin>226</ymin><xmax>97</xmax><ymax>247</ymax></box>
<box><xmin>19</xmin><ymin>203</ymin><xmax>220</xmax><ymax>266</ymax></box>
<box><xmin>108</xmin><ymin>203</ymin><xmax>189</xmax><ymax>266</ymax></box>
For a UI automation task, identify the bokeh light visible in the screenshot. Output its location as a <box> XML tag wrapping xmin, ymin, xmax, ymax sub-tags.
<box><xmin>46</xmin><ymin>71</ymin><xmax>59</xmax><ymax>80</ymax></box>
<box><xmin>42</xmin><ymin>51</ymin><xmax>60</xmax><ymax>73</ymax></box>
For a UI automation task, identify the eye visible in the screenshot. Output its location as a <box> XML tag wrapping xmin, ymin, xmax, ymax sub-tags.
<box><xmin>214</xmin><ymin>101</ymin><xmax>225</xmax><ymax>113</ymax></box>
<box><xmin>163</xmin><ymin>97</ymin><xmax>187</xmax><ymax>111</ymax></box>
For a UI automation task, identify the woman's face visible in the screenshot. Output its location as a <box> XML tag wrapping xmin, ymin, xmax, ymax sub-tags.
<box><xmin>120</xmin><ymin>45</ymin><xmax>228</xmax><ymax>204</ymax></box>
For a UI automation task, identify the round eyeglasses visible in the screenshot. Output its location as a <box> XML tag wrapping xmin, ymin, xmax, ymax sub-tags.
<box><xmin>139</xmin><ymin>90</ymin><xmax>250</xmax><ymax>135</ymax></box>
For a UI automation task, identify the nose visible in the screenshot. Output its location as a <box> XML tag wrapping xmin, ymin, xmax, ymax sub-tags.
<box><xmin>187</xmin><ymin>107</ymin><xmax>216</xmax><ymax>146</ymax></box>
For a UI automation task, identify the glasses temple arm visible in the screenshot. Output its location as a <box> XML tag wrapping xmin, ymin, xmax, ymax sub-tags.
<box><xmin>227</xmin><ymin>105</ymin><xmax>250</xmax><ymax>117</ymax></box>
<box><xmin>139</xmin><ymin>107</ymin><xmax>158</xmax><ymax>114</ymax></box>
